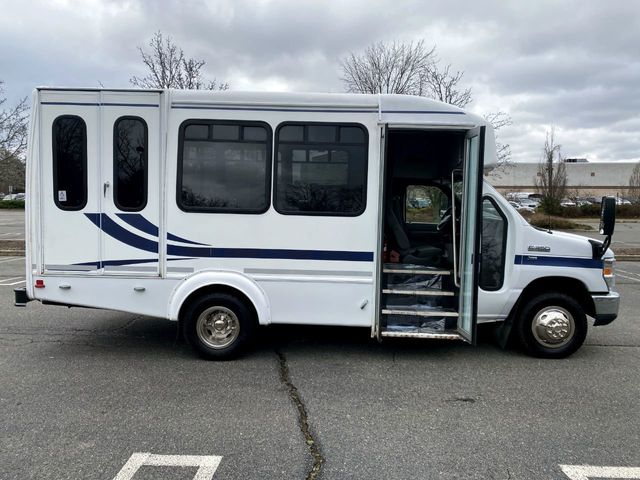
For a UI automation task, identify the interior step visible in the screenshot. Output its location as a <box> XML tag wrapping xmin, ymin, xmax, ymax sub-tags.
<box><xmin>383</xmin><ymin>267</ymin><xmax>451</xmax><ymax>275</ymax></box>
<box><xmin>381</xmin><ymin>330</ymin><xmax>463</xmax><ymax>340</ymax></box>
<box><xmin>383</xmin><ymin>288</ymin><xmax>454</xmax><ymax>296</ymax></box>
<box><xmin>382</xmin><ymin>307</ymin><xmax>458</xmax><ymax>317</ymax></box>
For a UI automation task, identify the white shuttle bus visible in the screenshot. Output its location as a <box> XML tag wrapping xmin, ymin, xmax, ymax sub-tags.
<box><xmin>15</xmin><ymin>88</ymin><xmax>620</xmax><ymax>359</ymax></box>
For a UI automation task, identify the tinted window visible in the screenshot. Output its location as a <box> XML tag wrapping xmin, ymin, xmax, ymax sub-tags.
<box><xmin>275</xmin><ymin>123</ymin><xmax>368</xmax><ymax>216</ymax></box>
<box><xmin>480</xmin><ymin>197</ymin><xmax>507</xmax><ymax>290</ymax></box>
<box><xmin>53</xmin><ymin>115</ymin><xmax>87</xmax><ymax>210</ymax></box>
<box><xmin>114</xmin><ymin>117</ymin><xmax>147</xmax><ymax>211</ymax></box>
<box><xmin>177</xmin><ymin>121</ymin><xmax>271</xmax><ymax>213</ymax></box>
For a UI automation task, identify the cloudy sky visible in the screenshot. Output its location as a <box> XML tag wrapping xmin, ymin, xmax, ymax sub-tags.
<box><xmin>1</xmin><ymin>0</ymin><xmax>639</xmax><ymax>163</ymax></box>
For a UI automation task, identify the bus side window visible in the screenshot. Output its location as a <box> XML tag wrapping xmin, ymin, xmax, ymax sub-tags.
<box><xmin>177</xmin><ymin>120</ymin><xmax>272</xmax><ymax>213</ymax></box>
<box><xmin>114</xmin><ymin>116</ymin><xmax>148</xmax><ymax>211</ymax></box>
<box><xmin>274</xmin><ymin>123</ymin><xmax>368</xmax><ymax>216</ymax></box>
<box><xmin>52</xmin><ymin>115</ymin><xmax>87</xmax><ymax>210</ymax></box>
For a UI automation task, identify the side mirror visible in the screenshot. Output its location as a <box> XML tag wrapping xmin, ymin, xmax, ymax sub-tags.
<box><xmin>599</xmin><ymin>196</ymin><xmax>616</xmax><ymax>236</ymax></box>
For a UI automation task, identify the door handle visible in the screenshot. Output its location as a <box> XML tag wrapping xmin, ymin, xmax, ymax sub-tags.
<box><xmin>103</xmin><ymin>181</ymin><xmax>110</xmax><ymax>197</ymax></box>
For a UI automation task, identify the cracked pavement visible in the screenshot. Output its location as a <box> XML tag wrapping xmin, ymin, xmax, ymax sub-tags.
<box><xmin>1</xmin><ymin>258</ymin><xmax>639</xmax><ymax>479</ymax></box>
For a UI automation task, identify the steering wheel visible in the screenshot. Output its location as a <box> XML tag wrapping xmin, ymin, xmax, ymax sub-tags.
<box><xmin>436</xmin><ymin>207</ymin><xmax>452</xmax><ymax>231</ymax></box>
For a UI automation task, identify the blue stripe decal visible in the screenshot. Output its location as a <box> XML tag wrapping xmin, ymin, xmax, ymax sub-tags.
<box><xmin>41</xmin><ymin>102</ymin><xmax>159</xmax><ymax>107</ymax></box>
<box><xmin>73</xmin><ymin>257</ymin><xmax>196</xmax><ymax>268</ymax></box>
<box><xmin>115</xmin><ymin>213</ymin><xmax>158</xmax><ymax>236</ymax></box>
<box><xmin>515</xmin><ymin>254</ymin><xmax>603</xmax><ymax>269</ymax></box>
<box><xmin>115</xmin><ymin>213</ymin><xmax>209</xmax><ymax>246</ymax></box>
<box><xmin>86</xmin><ymin>213</ymin><xmax>158</xmax><ymax>253</ymax></box>
<box><xmin>167</xmin><ymin>244</ymin><xmax>374</xmax><ymax>262</ymax></box>
<box><xmin>166</xmin><ymin>232</ymin><xmax>209</xmax><ymax>245</ymax></box>
<box><xmin>86</xmin><ymin>213</ymin><xmax>372</xmax><ymax>262</ymax></box>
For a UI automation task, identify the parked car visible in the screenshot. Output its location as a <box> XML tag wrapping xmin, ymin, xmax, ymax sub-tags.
<box><xmin>560</xmin><ymin>199</ymin><xmax>576</xmax><ymax>207</ymax></box>
<box><xmin>2</xmin><ymin>193</ymin><xmax>25</xmax><ymax>201</ymax></box>
<box><xmin>616</xmin><ymin>197</ymin><xmax>631</xmax><ymax>205</ymax></box>
<box><xmin>509</xmin><ymin>200</ymin><xmax>535</xmax><ymax>213</ymax></box>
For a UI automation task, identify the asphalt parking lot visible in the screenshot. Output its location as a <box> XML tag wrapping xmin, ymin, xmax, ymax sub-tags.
<box><xmin>1</xmin><ymin>257</ymin><xmax>639</xmax><ymax>479</ymax></box>
<box><xmin>0</xmin><ymin>210</ymin><xmax>25</xmax><ymax>240</ymax></box>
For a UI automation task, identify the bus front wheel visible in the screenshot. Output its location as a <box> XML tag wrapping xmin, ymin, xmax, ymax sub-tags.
<box><xmin>515</xmin><ymin>292</ymin><xmax>587</xmax><ymax>359</ymax></box>
<box><xmin>183</xmin><ymin>293</ymin><xmax>256</xmax><ymax>360</ymax></box>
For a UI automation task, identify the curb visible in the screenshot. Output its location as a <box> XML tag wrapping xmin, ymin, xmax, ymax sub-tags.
<box><xmin>0</xmin><ymin>250</ymin><xmax>25</xmax><ymax>257</ymax></box>
<box><xmin>0</xmin><ymin>241</ymin><xmax>25</xmax><ymax>257</ymax></box>
<box><xmin>616</xmin><ymin>255</ymin><xmax>640</xmax><ymax>262</ymax></box>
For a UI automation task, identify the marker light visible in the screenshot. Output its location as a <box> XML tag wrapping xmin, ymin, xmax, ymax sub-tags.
<box><xmin>35</xmin><ymin>279</ymin><xmax>45</xmax><ymax>288</ymax></box>
<box><xmin>603</xmin><ymin>259</ymin><xmax>615</xmax><ymax>290</ymax></box>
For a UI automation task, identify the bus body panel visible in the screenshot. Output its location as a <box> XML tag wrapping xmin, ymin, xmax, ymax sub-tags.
<box><xmin>25</xmin><ymin>88</ymin><xmax>617</xmax><ymax>337</ymax></box>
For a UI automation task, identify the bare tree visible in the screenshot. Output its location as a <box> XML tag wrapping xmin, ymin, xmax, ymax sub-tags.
<box><xmin>626</xmin><ymin>161</ymin><xmax>640</xmax><ymax>204</ymax></box>
<box><xmin>340</xmin><ymin>40</ymin><xmax>511</xmax><ymax>164</ymax></box>
<box><xmin>0</xmin><ymin>81</ymin><xmax>29</xmax><ymax>160</ymax></box>
<box><xmin>535</xmin><ymin>128</ymin><xmax>567</xmax><ymax>214</ymax></box>
<box><xmin>424</xmin><ymin>63</ymin><xmax>472</xmax><ymax>108</ymax></box>
<box><xmin>484</xmin><ymin>110</ymin><xmax>513</xmax><ymax>166</ymax></box>
<box><xmin>130</xmin><ymin>32</ymin><xmax>228</xmax><ymax>90</ymax></box>
<box><xmin>340</xmin><ymin>40</ymin><xmax>436</xmax><ymax>96</ymax></box>
<box><xmin>340</xmin><ymin>40</ymin><xmax>474</xmax><ymax>108</ymax></box>
<box><xmin>0</xmin><ymin>81</ymin><xmax>28</xmax><ymax>193</ymax></box>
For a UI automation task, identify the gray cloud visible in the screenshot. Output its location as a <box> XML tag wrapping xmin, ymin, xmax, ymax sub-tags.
<box><xmin>1</xmin><ymin>0</ymin><xmax>639</xmax><ymax>162</ymax></box>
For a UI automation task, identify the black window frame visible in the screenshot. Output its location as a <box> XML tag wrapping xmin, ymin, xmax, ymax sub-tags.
<box><xmin>479</xmin><ymin>195</ymin><xmax>508</xmax><ymax>292</ymax></box>
<box><xmin>273</xmin><ymin>121</ymin><xmax>369</xmax><ymax>217</ymax></box>
<box><xmin>176</xmin><ymin>119</ymin><xmax>273</xmax><ymax>214</ymax></box>
<box><xmin>52</xmin><ymin>114</ymin><xmax>88</xmax><ymax>211</ymax></box>
<box><xmin>113</xmin><ymin>115</ymin><xmax>149</xmax><ymax>212</ymax></box>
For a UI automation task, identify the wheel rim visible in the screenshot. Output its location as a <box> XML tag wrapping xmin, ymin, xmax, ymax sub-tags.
<box><xmin>196</xmin><ymin>306</ymin><xmax>240</xmax><ymax>350</ymax></box>
<box><xmin>531</xmin><ymin>306</ymin><xmax>575</xmax><ymax>349</ymax></box>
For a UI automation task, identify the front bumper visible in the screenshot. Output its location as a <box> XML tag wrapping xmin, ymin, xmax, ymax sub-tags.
<box><xmin>592</xmin><ymin>290</ymin><xmax>620</xmax><ymax>326</ymax></box>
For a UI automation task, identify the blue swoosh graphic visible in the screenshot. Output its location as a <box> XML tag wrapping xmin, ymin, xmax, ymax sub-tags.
<box><xmin>86</xmin><ymin>213</ymin><xmax>373</xmax><ymax>262</ymax></box>
<box><xmin>86</xmin><ymin>213</ymin><xmax>158</xmax><ymax>253</ymax></box>
<box><xmin>116</xmin><ymin>213</ymin><xmax>208</xmax><ymax>246</ymax></box>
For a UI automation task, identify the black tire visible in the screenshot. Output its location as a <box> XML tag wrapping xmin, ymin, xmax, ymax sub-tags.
<box><xmin>515</xmin><ymin>292</ymin><xmax>588</xmax><ymax>359</ymax></box>
<box><xmin>182</xmin><ymin>293</ymin><xmax>256</xmax><ymax>360</ymax></box>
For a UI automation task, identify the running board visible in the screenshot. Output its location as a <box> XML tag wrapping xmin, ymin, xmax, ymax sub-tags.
<box><xmin>382</xmin><ymin>309</ymin><xmax>459</xmax><ymax>317</ymax></box>
<box><xmin>380</xmin><ymin>331</ymin><xmax>464</xmax><ymax>340</ymax></box>
<box><xmin>383</xmin><ymin>289</ymin><xmax>454</xmax><ymax>296</ymax></box>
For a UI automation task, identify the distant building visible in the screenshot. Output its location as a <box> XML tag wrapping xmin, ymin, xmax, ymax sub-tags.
<box><xmin>486</xmin><ymin>161</ymin><xmax>638</xmax><ymax>197</ymax></box>
<box><xmin>564</xmin><ymin>157</ymin><xmax>588</xmax><ymax>163</ymax></box>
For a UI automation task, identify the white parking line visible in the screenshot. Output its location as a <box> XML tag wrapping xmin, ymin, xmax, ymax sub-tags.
<box><xmin>0</xmin><ymin>279</ymin><xmax>25</xmax><ymax>286</ymax></box>
<box><xmin>618</xmin><ymin>268</ymin><xmax>640</xmax><ymax>279</ymax></box>
<box><xmin>0</xmin><ymin>276</ymin><xmax>23</xmax><ymax>283</ymax></box>
<box><xmin>560</xmin><ymin>464</ymin><xmax>640</xmax><ymax>479</ymax></box>
<box><xmin>113</xmin><ymin>453</ymin><xmax>222</xmax><ymax>480</ymax></box>
<box><xmin>0</xmin><ymin>257</ymin><xmax>23</xmax><ymax>264</ymax></box>
<box><xmin>617</xmin><ymin>273</ymin><xmax>640</xmax><ymax>283</ymax></box>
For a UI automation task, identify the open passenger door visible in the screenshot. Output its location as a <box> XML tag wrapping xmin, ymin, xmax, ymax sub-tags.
<box><xmin>457</xmin><ymin>126</ymin><xmax>485</xmax><ymax>343</ymax></box>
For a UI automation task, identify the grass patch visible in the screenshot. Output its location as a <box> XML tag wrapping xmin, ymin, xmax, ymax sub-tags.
<box><xmin>0</xmin><ymin>200</ymin><xmax>24</xmax><ymax>209</ymax></box>
<box><xmin>522</xmin><ymin>212</ymin><xmax>593</xmax><ymax>230</ymax></box>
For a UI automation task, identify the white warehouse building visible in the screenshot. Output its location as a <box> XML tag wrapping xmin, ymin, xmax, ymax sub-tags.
<box><xmin>486</xmin><ymin>161</ymin><xmax>638</xmax><ymax>198</ymax></box>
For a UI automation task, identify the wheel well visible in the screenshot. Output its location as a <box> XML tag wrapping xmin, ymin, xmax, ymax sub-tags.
<box><xmin>178</xmin><ymin>284</ymin><xmax>259</xmax><ymax>325</ymax></box>
<box><xmin>514</xmin><ymin>276</ymin><xmax>595</xmax><ymax>319</ymax></box>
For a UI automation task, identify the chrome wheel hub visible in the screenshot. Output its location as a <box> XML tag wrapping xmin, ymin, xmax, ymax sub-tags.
<box><xmin>196</xmin><ymin>306</ymin><xmax>240</xmax><ymax>349</ymax></box>
<box><xmin>531</xmin><ymin>306</ymin><xmax>575</xmax><ymax>348</ymax></box>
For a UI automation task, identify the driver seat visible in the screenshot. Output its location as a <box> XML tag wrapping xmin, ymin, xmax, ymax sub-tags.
<box><xmin>386</xmin><ymin>197</ymin><xmax>445</xmax><ymax>266</ymax></box>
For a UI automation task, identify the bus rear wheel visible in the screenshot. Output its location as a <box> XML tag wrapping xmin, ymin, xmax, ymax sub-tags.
<box><xmin>183</xmin><ymin>293</ymin><xmax>256</xmax><ymax>360</ymax></box>
<box><xmin>515</xmin><ymin>292</ymin><xmax>587</xmax><ymax>359</ymax></box>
